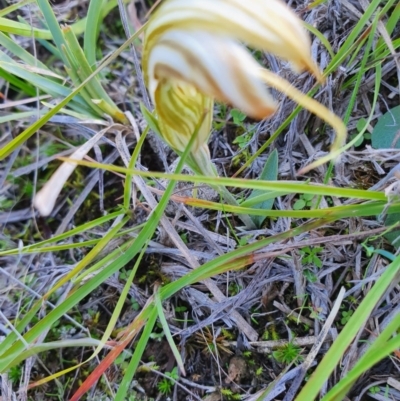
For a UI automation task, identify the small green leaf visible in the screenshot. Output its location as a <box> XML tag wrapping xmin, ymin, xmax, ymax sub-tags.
<box><xmin>293</xmin><ymin>199</ymin><xmax>306</xmax><ymax>210</ymax></box>
<box><xmin>303</xmin><ymin>193</ymin><xmax>314</xmax><ymax>201</ymax></box>
<box><xmin>356</xmin><ymin>117</ymin><xmax>368</xmax><ymax>132</ymax></box>
<box><xmin>303</xmin><ymin>269</ymin><xmax>317</xmax><ymax>283</ymax></box>
<box><xmin>314</xmin><ymin>256</ymin><xmax>323</xmax><ymax>268</ymax></box>
<box><xmin>231</xmin><ymin>108</ymin><xmax>246</xmax><ymax>125</ymax></box>
<box><xmin>371</xmin><ymin>106</ymin><xmax>400</xmax><ymax>149</ymax></box>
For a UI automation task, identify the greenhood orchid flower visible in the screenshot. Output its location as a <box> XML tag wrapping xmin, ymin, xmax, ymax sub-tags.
<box><xmin>142</xmin><ymin>0</ymin><xmax>346</xmax><ymax>173</ymax></box>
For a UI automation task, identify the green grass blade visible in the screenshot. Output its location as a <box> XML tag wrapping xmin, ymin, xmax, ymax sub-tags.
<box><xmin>123</xmin><ymin>126</ymin><xmax>149</xmax><ymax>210</ymax></box>
<box><xmin>35</xmin><ymin>0</ymin><xmax>69</xmax><ymax>66</ymax></box>
<box><xmin>0</xmin><ymin>0</ymin><xmax>34</xmax><ymax>17</ymax></box>
<box><xmin>0</xmin><ymin>32</ymin><xmax>48</xmax><ymax>69</ymax></box>
<box><xmin>0</xmin><ymin>110</ymin><xmax>43</xmax><ymax>124</ymax></box>
<box><xmin>48</xmin><ymin>215</ymin><xmax>131</xmax><ymax>296</ymax></box>
<box><xmin>114</xmin><ymin>307</ymin><xmax>158</xmax><ymax>401</ymax></box>
<box><xmin>160</xmin><ymin>218</ymin><xmax>335</xmax><ymax>301</ymax></box>
<box><xmin>84</xmin><ymin>0</ymin><xmax>107</xmax><ymax>67</ymax></box>
<box><xmin>0</xmin><ymin>17</ymin><xmax>52</xmax><ymax>39</ymax></box>
<box><xmin>57</xmin><ymin>160</ymin><xmax>388</xmax><ymax>201</ymax></box>
<box><xmin>304</xmin><ymin>22</ymin><xmax>334</xmax><ymax>58</ymax></box>
<box><xmin>0</xmin><ymin>67</ymin><xmax>36</xmax><ymax>96</ymax></box>
<box><xmin>87</xmin><ymin>242</ymin><xmax>148</xmax><ymax>367</ymax></box>
<box><xmin>0</xmin><ymin>210</ymin><xmax>124</xmax><ymax>256</ymax></box>
<box><xmin>343</xmin><ymin>17</ymin><xmax>378</xmax><ymax>124</ymax></box>
<box><xmin>62</xmin><ymin>26</ymin><xmax>127</xmax><ymax>122</ymax></box>
<box><xmin>322</xmin><ymin>315</ymin><xmax>400</xmax><ymax>400</ymax></box>
<box><xmin>155</xmin><ymin>289</ymin><xmax>185</xmax><ymax>374</ymax></box>
<box><xmin>296</xmin><ymin>253</ymin><xmax>400</xmax><ymax>401</ymax></box>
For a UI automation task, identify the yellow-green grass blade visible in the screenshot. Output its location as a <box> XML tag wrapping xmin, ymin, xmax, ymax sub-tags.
<box><xmin>0</xmin><ymin>0</ymin><xmax>131</xmax><ymax>35</ymax></box>
<box><xmin>0</xmin><ymin>210</ymin><xmax>125</xmax><ymax>256</ymax></box>
<box><xmin>368</xmin><ymin>38</ymin><xmax>400</xmax><ymax>68</ymax></box>
<box><xmin>1</xmin><ymin>338</ymin><xmax>118</xmax><ymax>370</ymax></box>
<box><xmin>0</xmin><ymin>63</ymin><xmax>94</xmax><ymax>116</ymax></box>
<box><xmin>55</xmin><ymin>160</ymin><xmax>388</xmax><ymax>201</ymax></box>
<box><xmin>165</xmin><ymin>198</ymin><xmax>400</xmax><ymax>221</ymax></box>
<box><xmin>307</xmin><ymin>0</ymin><xmax>329</xmax><ymax>9</ymax></box>
<box><xmin>0</xmin><ymin>239</ymin><xmax>103</xmax><ymax>255</ymax></box>
<box><xmin>159</xmin><ymin>218</ymin><xmax>335</xmax><ymax>302</ymax></box>
<box><xmin>304</xmin><ymin>22</ymin><xmax>334</xmax><ymax>58</ymax></box>
<box><xmin>0</xmin><ymin>227</ymin><xmax>142</xmax><ymax>259</ymax></box>
<box><xmin>335</xmin><ymin>41</ymin><xmax>382</xmax><ymax>155</ymax></box>
<box><xmin>296</xmin><ymin>253</ymin><xmax>400</xmax><ymax>401</ymax></box>
<box><xmin>59</xmin><ymin>240</ymin><xmax>149</xmax><ymax>389</ymax></box>
<box><xmin>240</xmin><ymin>192</ymin><xmax>289</xmax><ymax>208</ymax></box>
<box><xmin>114</xmin><ymin>307</ymin><xmax>158</xmax><ymax>401</ymax></box>
<box><xmin>0</xmin><ymin>300</ymin><xmax>43</xmax><ymax>359</ymax></box>
<box><xmin>40</xmin><ymin>101</ymin><xmax>101</xmax><ymax>121</ymax></box>
<box><xmin>375</xmin><ymin>2</ymin><xmax>400</xmax><ymax>55</ymax></box>
<box><xmin>44</xmin><ymin>215</ymin><xmax>131</xmax><ymax>299</ymax></box>
<box><xmin>0</xmin><ymin>17</ymin><xmax>51</xmax><ymax>39</ymax></box>
<box><xmin>63</xmin><ymin>64</ymin><xmax>106</xmax><ymax>117</ymax></box>
<box><xmin>317</xmin><ymin>21</ymin><xmax>382</xmax><ymax>206</ymax></box>
<box><xmin>123</xmin><ymin>126</ymin><xmax>150</xmax><ymax>210</ymax></box>
<box><xmin>0</xmin><ymin>0</ymin><xmax>34</xmax><ymax>18</ymax></box>
<box><xmin>322</xmin><ymin>314</ymin><xmax>400</xmax><ymax>400</ymax></box>
<box><xmin>34</xmin><ymin>0</ymin><xmax>126</xmax><ymax>121</ymax></box>
<box><xmin>308</xmin><ymin>13</ymin><xmax>380</xmax><ymax>172</ymax></box>
<box><xmin>0</xmin><ymin>52</ymin><xmax>89</xmax><ymax>109</ymax></box>
<box><xmin>155</xmin><ymin>289</ymin><xmax>185</xmax><ymax>375</ymax></box>
<box><xmin>62</xmin><ymin>26</ymin><xmax>127</xmax><ymax>122</ymax></box>
<box><xmin>72</xmin><ymin>239</ymin><xmax>133</xmax><ymax>285</ymax></box>
<box><xmin>0</xmin><ymin>23</ymin><xmax>146</xmax><ymax>160</ymax></box>
<box><xmin>327</xmin><ymin>0</ymin><xmax>396</xmax><ymax>74</ymax></box>
<box><xmin>234</xmin><ymin>0</ymin><xmax>397</xmax><ymax>177</ymax></box>
<box><xmin>62</xmin><ymin>63</ymin><xmax>107</xmax><ymax>117</ymax></box>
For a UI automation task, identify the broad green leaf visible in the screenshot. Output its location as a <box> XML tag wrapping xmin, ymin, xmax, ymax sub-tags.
<box><xmin>246</xmin><ymin>149</ymin><xmax>278</xmax><ymax>227</ymax></box>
